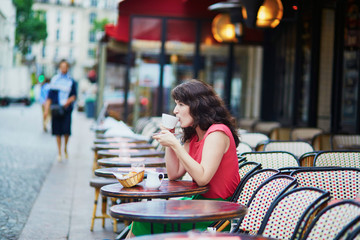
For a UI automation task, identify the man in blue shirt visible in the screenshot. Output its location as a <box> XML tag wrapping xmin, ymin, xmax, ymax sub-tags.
<box><xmin>44</xmin><ymin>59</ymin><xmax>77</xmax><ymax>162</ymax></box>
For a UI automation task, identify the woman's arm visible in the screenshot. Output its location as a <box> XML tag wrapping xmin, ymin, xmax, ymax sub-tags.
<box><xmin>154</xmin><ymin>130</ymin><xmax>229</xmax><ymax>186</ymax></box>
<box><xmin>164</xmin><ymin>142</ymin><xmax>188</xmax><ymax>180</ymax></box>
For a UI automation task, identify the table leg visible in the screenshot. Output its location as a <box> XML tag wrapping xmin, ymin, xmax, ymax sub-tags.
<box><xmin>115</xmin><ymin>225</ymin><xmax>130</xmax><ymax>240</ymax></box>
<box><xmin>177</xmin><ymin>223</ymin><xmax>181</xmax><ymax>232</ymax></box>
<box><xmin>151</xmin><ymin>223</ymin><xmax>154</xmax><ymax>234</ymax></box>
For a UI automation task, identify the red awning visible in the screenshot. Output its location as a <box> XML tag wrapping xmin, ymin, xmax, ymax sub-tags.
<box><xmin>105</xmin><ymin>0</ymin><xmax>263</xmax><ymax>44</ymax></box>
<box><xmin>105</xmin><ymin>0</ymin><xmax>220</xmax><ymax>43</ymax></box>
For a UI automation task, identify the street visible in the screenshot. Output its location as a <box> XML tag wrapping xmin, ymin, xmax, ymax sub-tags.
<box><xmin>0</xmin><ymin>103</ymin><xmax>117</xmax><ymax>240</ymax></box>
<box><xmin>0</xmin><ymin>104</ymin><xmax>56</xmax><ymax>239</ymax></box>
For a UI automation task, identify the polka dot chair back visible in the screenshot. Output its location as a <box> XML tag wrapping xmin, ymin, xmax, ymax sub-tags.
<box><xmin>291</xmin><ymin>167</ymin><xmax>360</xmax><ymax>200</ymax></box>
<box><xmin>303</xmin><ymin>200</ymin><xmax>360</xmax><ymax>240</ymax></box>
<box><xmin>345</xmin><ymin>223</ymin><xmax>360</xmax><ymax>240</ymax></box>
<box><xmin>238</xmin><ymin>161</ymin><xmax>262</xmax><ymax>182</ymax></box>
<box><xmin>332</xmin><ymin>135</ymin><xmax>360</xmax><ymax>150</ymax></box>
<box><xmin>314</xmin><ymin>151</ymin><xmax>360</xmax><ymax>168</ymax></box>
<box><xmin>236</xmin><ymin>175</ymin><xmax>298</xmax><ymax>235</ymax></box>
<box><xmin>257</xmin><ymin>187</ymin><xmax>330</xmax><ymax>240</ymax></box>
<box><xmin>234</xmin><ymin>169</ymin><xmax>280</xmax><ymax>207</ymax></box>
<box><xmin>241</xmin><ymin>151</ymin><xmax>300</xmax><ymax>169</ymax></box>
<box><xmin>263</xmin><ymin>141</ymin><xmax>314</xmax><ymax>159</ymax></box>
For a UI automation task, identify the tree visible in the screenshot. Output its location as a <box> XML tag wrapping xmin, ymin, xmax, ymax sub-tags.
<box><xmin>92</xmin><ymin>18</ymin><xmax>111</xmax><ymax>32</ymax></box>
<box><xmin>13</xmin><ymin>0</ymin><xmax>47</xmax><ymax>55</ymax></box>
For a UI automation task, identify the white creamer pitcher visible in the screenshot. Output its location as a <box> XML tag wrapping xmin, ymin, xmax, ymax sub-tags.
<box><xmin>145</xmin><ymin>171</ymin><xmax>164</xmax><ymax>189</ymax></box>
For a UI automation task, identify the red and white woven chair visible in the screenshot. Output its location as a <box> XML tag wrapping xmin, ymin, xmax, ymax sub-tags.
<box><xmin>237</xmin><ymin>161</ymin><xmax>262</xmax><ymax>185</ymax></box>
<box><xmin>233</xmin><ymin>169</ymin><xmax>280</xmax><ymax>207</ymax></box>
<box><xmin>257</xmin><ymin>187</ymin><xmax>330</xmax><ymax>240</ymax></box>
<box><xmin>313</xmin><ymin>151</ymin><xmax>360</xmax><ymax>168</ymax></box>
<box><xmin>241</xmin><ymin>151</ymin><xmax>300</xmax><ymax>171</ymax></box>
<box><xmin>239</xmin><ymin>132</ymin><xmax>269</xmax><ymax>149</ymax></box>
<box><xmin>302</xmin><ymin>200</ymin><xmax>360</xmax><ymax>240</ymax></box>
<box><xmin>233</xmin><ymin>175</ymin><xmax>298</xmax><ymax>235</ymax></box>
<box><xmin>236</xmin><ymin>142</ymin><xmax>253</xmax><ymax>156</ymax></box>
<box><xmin>332</xmin><ymin>134</ymin><xmax>360</xmax><ymax>150</ymax></box>
<box><xmin>290</xmin><ymin>127</ymin><xmax>323</xmax><ymax>143</ymax></box>
<box><xmin>263</xmin><ymin>140</ymin><xmax>314</xmax><ymax>158</ymax></box>
<box><xmin>290</xmin><ymin>167</ymin><xmax>360</xmax><ymax>200</ymax></box>
<box><xmin>345</xmin><ymin>222</ymin><xmax>360</xmax><ymax>240</ymax></box>
<box><xmin>212</xmin><ymin>169</ymin><xmax>280</xmax><ymax>232</ymax></box>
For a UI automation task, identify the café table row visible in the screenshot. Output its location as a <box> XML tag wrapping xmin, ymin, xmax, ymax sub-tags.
<box><xmin>91</xmin><ymin>134</ymin><xmax>255</xmax><ymax>239</ymax></box>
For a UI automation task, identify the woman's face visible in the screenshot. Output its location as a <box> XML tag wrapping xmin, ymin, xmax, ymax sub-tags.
<box><xmin>173</xmin><ymin>100</ymin><xmax>193</xmax><ymax>128</ymax></box>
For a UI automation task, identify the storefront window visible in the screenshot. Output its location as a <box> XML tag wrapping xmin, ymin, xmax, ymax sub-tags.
<box><xmin>164</xmin><ymin>19</ymin><xmax>196</xmax><ymax>113</ymax></box>
<box><xmin>131</xmin><ymin>17</ymin><xmax>162</xmax><ymax>120</ymax></box>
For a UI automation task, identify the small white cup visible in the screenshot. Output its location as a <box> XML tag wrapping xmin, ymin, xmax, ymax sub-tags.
<box><xmin>162</xmin><ymin>113</ymin><xmax>179</xmax><ymax>129</ymax></box>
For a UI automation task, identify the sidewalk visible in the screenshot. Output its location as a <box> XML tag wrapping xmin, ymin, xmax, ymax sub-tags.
<box><xmin>19</xmin><ymin>111</ymin><xmax>120</xmax><ymax>240</ymax></box>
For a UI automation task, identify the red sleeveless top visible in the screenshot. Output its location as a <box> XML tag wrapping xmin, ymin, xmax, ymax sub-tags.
<box><xmin>188</xmin><ymin>124</ymin><xmax>240</xmax><ymax>199</ymax></box>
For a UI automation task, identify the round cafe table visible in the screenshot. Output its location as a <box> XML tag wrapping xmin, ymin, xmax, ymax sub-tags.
<box><xmin>97</xmin><ymin>157</ymin><xmax>165</xmax><ymax>168</ymax></box>
<box><xmin>131</xmin><ymin>231</ymin><xmax>276</xmax><ymax>240</ymax></box>
<box><xmin>101</xmin><ymin>180</ymin><xmax>208</xmax><ymax>199</ymax></box>
<box><xmin>110</xmin><ymin>200</ymin><xmax>247</xmax><ymax>233</ymax></box>
<box><xmin>92</xmin><ymin>143</ymin><xmax>154</xmax><ymax>151</ymax></box>
<box><xmin>94</xmin><ymin>167</ymin><xmax>167</xmax><ymax>178</ymax></box>
<box><xmin>97</xmin><ymin>149</ymin><xmax>165</xmax><ymax>158</ymax></box>
<box><xmin>94</xmin><ymin>137</ymin><xmax>147</xmax><ymax>144</ymax></box>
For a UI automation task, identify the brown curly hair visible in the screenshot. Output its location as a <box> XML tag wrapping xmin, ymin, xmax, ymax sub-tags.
<box><xmin>171</xmin><ymin>79</ymin><xmax>239</xmax><ymax>147</ymax></box>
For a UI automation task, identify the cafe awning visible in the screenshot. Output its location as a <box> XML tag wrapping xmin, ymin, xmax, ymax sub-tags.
<box><xmin>105</xmin><ymin>0</ymin><xmax>220</xmax><ymax>43</ymax></box>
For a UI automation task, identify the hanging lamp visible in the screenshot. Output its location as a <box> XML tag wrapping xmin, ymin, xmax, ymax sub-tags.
<box><xmin>241</xmin><ymin>0</ymin><xmax>283</xmax><ymax>28</ymax></box>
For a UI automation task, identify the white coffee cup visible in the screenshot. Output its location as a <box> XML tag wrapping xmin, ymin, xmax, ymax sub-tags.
<box><xmin>162</xmin><ymin>113</ymin><xmax>179</xmax><ymax>129</ymax></box>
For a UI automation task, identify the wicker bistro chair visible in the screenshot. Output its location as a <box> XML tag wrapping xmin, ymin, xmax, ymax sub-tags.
<box><xmin>346</xmin><ymin>222</ymin><xmax>360</xmax><ymax>240</ymax></box>
<box><xmin>253</xmin><ymin>121</ymin><xmax>281</xmax><ymax>137</ymax></box>
<box><xmin>239</xmin><ymin>118</ymin><xmax>258</xmax><ymax>132</ymax></box>
<box><xmin>298</xmin><ymin>151</ymin><xmax>318</xmax><ymax>167</ymax></box>
<box><xmin>205</xmin><ymin>169</ymin><xmax>280</xmax><ymax>232</ymax></box>
<box><xmin>290</xmin><ymin>128</ymin><xmax>324</xmax><ymax>143</ymax></box>
<box><xmin>232</xmin><ymin>175</ymin><xmax>298</xmax><ymax>235</ymax></box>
<box><xmin>240</xmin><ymin>151</ymin><xmax>300</xmax><ymax>171</ymax></box>
<box><xmin>311</xmin><ymin>132</ymin><xmax>332</xmax><ymax>151</ymax></box>
<box><xmin>263</xmin><ymin>140</ymin><xmax>314</xmax><ymax>159</ymax></box>
<box><xmin>233</xmin><ymin>169</ymin><xmax>280</xmax><ymax>208</ymax></box>
<box><xmin>257</xmin><ymin>187</ymin><xmax>331</xmax><ymax>240</ymax></box>
<box><xmin>254</xmin><ymin>140</ymin><xmax>269</xmax><ymax>151</ymax></box>
<box><xmin>339</xmin><ymin>216</ymin><xmax>360</xmax><ymax>240</ymax></box>
<box><xmin>236</xmin><ymin>142</ymin><xmax>253</xmax><ymax>155</ymax></box>
<box><xmin>269</xmin><ymin>127</ymin><xmax>292</xmax><ymax>141</ymax></box>
<box><xmin>239</xmin><ymin>133</ymin><xmax>270</xmax><ymax>149</ymax></box>
<box><xmin>290</xmin><ymin>167</ymin><xmax>360</xmax><ymax>200</ymax></box>
<box><xmin>302</xmin><ymin>200</ymin><xmax>360</xmax><ymax>240</ymax></box>
<box><xmin>332</xmin><ymin>134</ymin><xmax>360</xmax><ymax>150</ymax></box>
<box><xmin>210</xmin><ymin>162</ymin><xmax>263</xmax><ymax>231</ymax></box>
<box><xmin>236</xmin><ymin>161</ymin><xmax>262</xmax><ymax>186</ymax></box>
<box><xmin>313</xmin><ymin>151</ymin><xmax>360</xmax><ymax>168</ymax></box>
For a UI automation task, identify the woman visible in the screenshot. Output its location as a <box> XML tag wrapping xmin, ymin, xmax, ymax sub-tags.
<box><xmin>129</xmin><ymin>79</ymin><xmax>240</xmax><ymax>237</ymax></box>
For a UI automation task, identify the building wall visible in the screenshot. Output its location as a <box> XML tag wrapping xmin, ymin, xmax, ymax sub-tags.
<box><xmin>32</xmin><ymin>0</ymin><xmax>117</xmax><ymax>80</ymax></box>
<box><xmin>0</xmin><ymin>0</ymin><xmax>16</xmax><ymax>69</ymax></box>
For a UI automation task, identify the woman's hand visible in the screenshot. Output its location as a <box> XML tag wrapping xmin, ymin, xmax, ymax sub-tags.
<box><xmin>152</xmin><ymin>129</ymin><xmax>179</xmax><ymax>148</ymax></box>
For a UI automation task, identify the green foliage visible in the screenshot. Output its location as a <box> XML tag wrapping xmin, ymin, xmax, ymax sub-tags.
<box><xmin>13</xmin><ymin>0</ymin><xmax>48</xmax><ymax>55</ymax></box>
<box><xmin>92</xmin><ymin>18</ymin><xmax>110</xmax><ymax>32</ymax></box>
